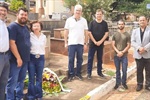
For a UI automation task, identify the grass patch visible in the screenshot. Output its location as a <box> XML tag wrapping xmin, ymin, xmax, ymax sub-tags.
<box><xmin>105</xmin><ymin>70</ymin><xmax>115</xmax><ymax>76</ymax></box>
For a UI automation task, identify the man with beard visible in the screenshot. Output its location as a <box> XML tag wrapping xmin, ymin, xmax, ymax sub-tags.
<box><xmin>0</xmin><ymin>2</ymin><xmax>10</xmax><ymax>100</ymax></box>
<box><xmin>6</xmin><ymin>8</ymin><xmax>31</xmax><ymax>100</ymax></box>
<box><xmin>112</xmin><ymin>20</ymin><xmax>131</xmax><ymax>90</ymax></box>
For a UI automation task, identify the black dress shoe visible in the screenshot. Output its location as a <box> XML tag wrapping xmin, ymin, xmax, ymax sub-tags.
<box><xmin>145</xmin><ymin>86</ymin><xmax>150</xmax><ymax>91</ymax></box>
<box><xmin>87</xmin><ymin>74</ymin><xmax>91</xmax><ymax>80</ymax></box>
<box><xmin>123</xmin><ymin>84</ymin><xmax>128</xmax><ymax>89</ymax></box>
<box><xmin>68</xmin><ymin>76</ymin><xmax>75</xmax><ymax>82</ymax></box>
<box><xmin>114</xmin><ymin>84</ymin><xmax>120</xmax><ymax>89</ymax></box>
<box><xmin>98</xmin><ymin>73</ymin><xmax>105</xmax><ymax>77</ymax></box>
<box><xmin>136</xmin><ymin>85</ymin><xmax>143</xmax><ymax>91</ymax></box>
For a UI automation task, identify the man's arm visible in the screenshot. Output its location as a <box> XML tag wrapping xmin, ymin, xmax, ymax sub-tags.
<box><xmin>97</xmin><ymin>32</ymin><xmax>109</xmax><ymax>46</ymax></box>
<box><xmin>122</xmin><ymin>42</ymin><xmax>131</xmax><ymax>54</ymax></box>
<box><xmin>112</xmin><ymin>40</ymin><xmax>120</xmax><ymax>54</ymax></box>
<box><xmin>112</xmin><ymin>40</ymin><xmax>124</xmax><ymax>57</ymax></box>
<box><xmin>131</xmin><ymin>29</ymin><xmax>141</xmax><ymax>51</ymax></box>
<box><xmin>84</xmin><ymin>30</ymin><xmax>89</xmax><ymax>44</ymax></box>
<box><xmin>64</xmin><ymin>29</ymin><xmax>69</xmax><ymax>48</ymax></box>
<box><xmin>88</xmin><ymin>31</ymin><xmax>97</xmax><ymax>44</ymax></box>
<box><xmin>10</xmin><ymin>40</ymin><xmax>22</xmax><ymax>67</ymax></box>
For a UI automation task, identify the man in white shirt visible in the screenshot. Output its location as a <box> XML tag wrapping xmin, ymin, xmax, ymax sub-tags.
<box><xmin>64</xmin><ymin>4</ymin><xmax>88</xmax><ymax>81</ymax></box>
<box><xmin>0</xmin><ymin>2</ymin><xmax>10</xmax><ymax>100</ymax></box>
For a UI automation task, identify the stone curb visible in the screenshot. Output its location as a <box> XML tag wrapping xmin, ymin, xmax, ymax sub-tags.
<box><xmin>80</xmin><ymin>65</ymin><xmax>136</xmax><ymax>100</ymax></box>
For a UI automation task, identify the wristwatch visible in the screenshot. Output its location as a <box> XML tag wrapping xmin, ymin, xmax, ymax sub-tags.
<box><xmin>84</xmin><ymin>43</ymin><xmax>88</xmax><ymax>45</ymax></box>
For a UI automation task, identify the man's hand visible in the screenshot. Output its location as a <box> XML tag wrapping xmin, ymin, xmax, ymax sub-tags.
<box><xmin>65</xmin><ymin>43</ymin><xmax>68</xmax><ymax>48</ymax></box>
<box><xmin>117</xmin><ymin>51</ymin><xmax>123</xmax><ymax>57</ymax></box>
<box><xmin>17</xmin><ymin>58</ymin><xmax>23</xmax><ymax>67</ymax></box>
<box><xmin>96</xmin><ymin>40</ymin><xmax>102</xmax><ymax>46</ymax></box>
<box><xmin>138</xmin><ymin>47</ymin><xmax>146</xmax><ymax>54</ymax></box>
<box><xmin>94</xmin><ymin>41</ymin><xmax>98</xmax><ymax>45</ymax></box>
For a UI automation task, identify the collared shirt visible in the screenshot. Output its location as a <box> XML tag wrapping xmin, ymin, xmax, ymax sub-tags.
<box><xmin>64</xmin><ymin>16</ymin><xmax>88</xmax><ymax>45</ymax></box>
<box><xmin>30</xmin><ymin>32</ymin><xmax>46</xmax><ymax>55</ymax></box>
<box><xmin>0</xmin><ymin>19</ymin><xmax>9</xmax><ymax>52</ymax></box>
<box><xmin>140</xmin><ymin>27</ymin><xmax>146</xmax><ymax>42</ymax></box>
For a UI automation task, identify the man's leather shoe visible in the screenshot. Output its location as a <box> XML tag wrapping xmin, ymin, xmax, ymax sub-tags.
<box><xmin>114</xmin><ymin>84</ymin><xmax>120</xmax><ymax>89</ymax></box>
<box><xmin>98</xmin><ymin>73</ymin><xmax>105</xmax><ymax>77</ymax></box>
<box><xmin>136</xmin><ymin>85</ymin><xmax>143</xmax><ymax>91</ymax></box>
<box><xmin>145</xmin><ymin>86</ymin><xmax>150</xmax><ymax>91</ymax></box>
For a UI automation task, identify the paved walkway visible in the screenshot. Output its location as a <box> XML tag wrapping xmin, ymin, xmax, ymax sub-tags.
<box><xmin>101</xmin><ymin>73</ymin><xmax>150</xmax><ymax>100</ymax></box>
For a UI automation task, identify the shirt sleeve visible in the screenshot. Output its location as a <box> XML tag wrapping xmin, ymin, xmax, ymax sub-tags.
<box><xmin>112</xmin><ymin>34</ymin><xmax>115</xmax><ymax>41</ymax></box>
<box><xmin>105</xmin><ymin>22</ymin><xmax>109</xmax><ymax>32</ymax></box>
<box><xmin>88</xmin><ymin>21</ymin><xmax>92</xmax><ymax>32</ymax></box>
<box><xmin>64</xmin><ymin>18</ymin><xmax>69</xmax><ymax>29</ymax></box>
<box><xmin>8</xmin><ymin>23</ymin><xmax>17</xmax><ymax>41</ymax></box>
<box><xmin>84</xmin><ymin>19</ymin><xmax>88</xmax><ymax>30</ymax></box>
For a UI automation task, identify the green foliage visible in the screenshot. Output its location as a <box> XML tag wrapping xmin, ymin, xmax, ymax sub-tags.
<box><xmin>63</xmin><ymin>0</ymin><xmax>77</xmax><ymax>8</ymax></box>
<box><xmin>115</xmin><ymin>0</ymin><xmax>150</xmax><ymax>18</ymax></box>
<box><xmin>130</xmin><ymin>0</ymin><xmax>144</xmax><ymax>4</ymax></box>
<box><xmin>5</xmin><ymin>0</ymin><xmax>11</xmax><ymax>2</ymax></box>
<box><xmin>9</xmin><ymin>0</ymin><xmax>25</xmax><ymax>11</ymax></box>
<box><xmin>63</xmin><ymin>0</ymin><xmax>116</xmax><ymax>23</ymax></box>
<box><xmin>81</xmin><ymin>0</ymin><xmax>116</xmax><ymax>23</ymax></box>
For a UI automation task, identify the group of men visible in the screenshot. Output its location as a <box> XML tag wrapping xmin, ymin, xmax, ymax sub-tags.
<box><xmin>64</xmin><ymin>4</ymin><xmax>150</xmax><ymax>92</ymax></box>
<box><xmin>0</xmin><ymin>2</ymin><xmax>150</xmax><ymax>100</ymax></box>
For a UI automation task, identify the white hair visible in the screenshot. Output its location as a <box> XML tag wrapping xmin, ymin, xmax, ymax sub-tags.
<box><xmin>74</xmin><ymin>4</ymin><xmax>82</xmax><ymax>12</ymax></box>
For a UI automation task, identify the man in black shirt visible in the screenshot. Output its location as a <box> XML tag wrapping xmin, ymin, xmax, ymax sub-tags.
<box><xmin>87</xmin><ymin>9</ymin><xmax>109</xmax><ymax>79</ymax></box>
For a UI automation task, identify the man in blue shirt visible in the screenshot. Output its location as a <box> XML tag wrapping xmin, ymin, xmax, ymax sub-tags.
<box><xmin>6</xmin><ymin>8</ymin><xmax>31</xmax><ymax>100</ymax></box>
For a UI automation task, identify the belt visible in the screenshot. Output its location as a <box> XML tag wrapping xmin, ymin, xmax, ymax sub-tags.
<box><xmin>30</xmin><ymin>54</ymin><xmax>44</xmax><ymax>59</ymax></box>
<box><xmin>0</xmin><ymin>50</ymin><xmax>9</xmax><ymax>55</ymax></box>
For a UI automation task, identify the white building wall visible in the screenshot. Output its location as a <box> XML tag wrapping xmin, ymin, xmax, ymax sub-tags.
<box><xmin>36</xmin><ymin>0</ymin><xmax>68</xmax><ymax>16</ymax></box>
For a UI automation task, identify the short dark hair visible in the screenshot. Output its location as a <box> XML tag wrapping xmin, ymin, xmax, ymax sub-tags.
<box><xmin>96</xmin><ymin>9</ymin><xmax>104</xmax><ymax>14</ymax></box>
<box><xmin>0</xmin><ymin>2</ymin><xmax>8</xmax><ymax>11</ymax></box>
<box><xmin>30</xmin><ymin>20</ymin><xmax>43</xmax><ymax>32</ymax></box>
<box><xmin>17</xmin><ymin>7</ymin><xmax>28</xmax><ymax>13</ymax></box>
<box><xmin>117</xmin><ymin>20</ymin><xmax>125</xmax><ymax>25</ymax></box>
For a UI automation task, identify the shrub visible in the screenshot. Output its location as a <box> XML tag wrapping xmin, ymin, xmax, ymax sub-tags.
<box><xmin>9</xmin><ymin>0</ymin><xmax>25</xmax><ymax>11</ymax></box>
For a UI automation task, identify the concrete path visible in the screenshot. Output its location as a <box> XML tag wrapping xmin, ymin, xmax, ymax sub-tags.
<box><xmin>101</xmin><ymin>72</ymin><xmax>150</xmax><ymax>100</ymax></box>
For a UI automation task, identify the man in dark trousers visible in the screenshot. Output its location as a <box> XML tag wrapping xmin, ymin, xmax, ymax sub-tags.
<box><xmin>87</xmin><ymin>9</ymin><xmax>109</xmax><ymax>79</ymax></box>
<box><xmin>0</xmin><ymin>2</ymin><xmax>10</xmax><ymax>100</ymax></box>
<box><xmin>131</xmin><ymin>16</ymin><xmax>150</xmax><ymax>91</ymax></box>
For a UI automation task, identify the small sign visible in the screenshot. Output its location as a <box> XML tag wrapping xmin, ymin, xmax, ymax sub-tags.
<box><xmin>146</xmin><ymin>4</ymin><xmax>150</xmax><ymax>9</ymax></box>
<box><xmin>30</xmin><ymin>1</ymin><xmax>36</xmax><ymax>7</ymax></box>
<box><xmin>52</xmin><ymin>13</ymin><xmax>61</xmax><ymax>20</ymax></box>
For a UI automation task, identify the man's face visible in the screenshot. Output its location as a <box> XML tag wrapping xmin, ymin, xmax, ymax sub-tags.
<box><xmin>0</xmin><ymin>7</ymin><xmax>7</xmax><ymax>21</ymax></box>
<box><xmin>118</xmin><ymin>21</ymin><xmax>125</xmax><ymax>30</ymax></box>
<box><xmin>17</xmin><ymin>10</ymin><xmax>28</xmax><ymax>25</ymax></box>
<box><xmin>95</xmin><ymin>11</ymin><xmax>103</xmax><ymax>20</ymax></box>
<box><xmin>74</xmin><ymin>8</ymin><xmax>82</xmax><ymax>18</ymax></box>
<box><xmin>139</xmin><ymin>16</ymin><xmax>147</xmax><ymax>28</ymax></box>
